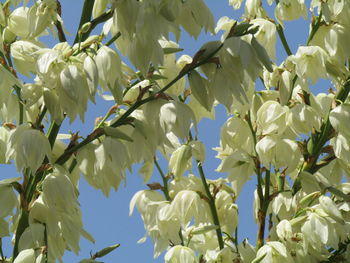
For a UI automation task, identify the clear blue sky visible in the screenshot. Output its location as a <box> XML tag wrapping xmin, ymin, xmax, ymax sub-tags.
<box><xmin>1</xmin><ymin>1</ymin><xmax>314</xmax><ymax>262</ymax></box>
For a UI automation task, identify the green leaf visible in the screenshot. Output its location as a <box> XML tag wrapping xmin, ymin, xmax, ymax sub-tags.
<box><xmin>104</xmin><ymin>127</ymin><xmax>133</xmax><ymax>142</ymax></box>
<box><xmin>251</xmin><ymin>37</ymin><xmax>273</xmax><ymax>72</ymax></box>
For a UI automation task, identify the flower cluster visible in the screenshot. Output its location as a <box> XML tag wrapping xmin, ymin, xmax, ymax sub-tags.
<box><xmin>1</xmin><ymin>0</ymin><xmax>350</xmax><ymax>262</ymax></box>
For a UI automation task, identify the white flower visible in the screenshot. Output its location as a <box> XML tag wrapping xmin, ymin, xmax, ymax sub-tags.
<box><xmin>164</xmin><ymin>245</ymin><xmax>197</xmax><ymax>263</ymax></box>
<box><xmin>256</xmin><ymin>135</ymin><xmax>301</xmax><ymax>173</ymax></box>
<box><xmin>159</xmin><ymin>101</ymin><xmax>196</xmax><ymax>139</ymax></box>
<box><xmin>171</xmin><ymin>190</ymin><xmax>209</xmax><ymax>226</ymax></box>
<box><xmin>330</xmin><ymin>104</ymin><xmax>350</xmax><ymax>138</ymax></box>
<box><xmin>13</xmin><ymin>248</ymin><xmax>36</xmax><ymax>263</ymax></box>
<box><xmin>288</xmin><ymin>46</ymin><xmax>329</xmax><ymax>83</ymax></box>
<box><xmin>275</xmin><ymin>0</ymin><xmax>307</xmax><ymax>25</ymax></box>
<box><xmin>257</xmin><ymin>101</ymin><xmax>289</xmax><ymax>135</ymax></box>
<box><xmin>7</xmin><ymin>125</ymin><xmax>52</xmax><ymax>173</ymax></box>
<box><xmin>10</xmin><ymin>40</ymin><xmax>45</xmax><ymax>76</ymax></box>
<box><xmin>95</xmin><ymin>46</ymin><xmax>122</xmax><ymax>99</ymax></box>
<box><xmin>287</xmin><ymin>103</ymin><xmax>322</xmax><ymax>135</ymax></box>
<box><xmin>255</xmin><ymin>241</ymin><xmax>293</xmax><ymax>263</ymax></box>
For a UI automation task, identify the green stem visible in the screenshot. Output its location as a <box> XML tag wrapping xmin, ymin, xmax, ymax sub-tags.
<box><xmin>106</xmin><ymin>32</ymin><xmax>121</xmax><ymax>47</ymax></box>
<box><xmin>13</xmin><ymin>85</ymin><xmax>24</xmax><ymax>125</ymax></box>
<box><xmin>256</xmin><ymin>168</ymin><xmax>271</xmax><ymax>249</ymax></box>
<box><xmin>47</xmin><ymin>121</ymin><xmax>62</xmax><ymax>148</ymax></box>
<box><xmin>306</xmin><ymin>10</ymin><xmax>323</xmax><ymax>45</ymax></box>
<box><xmin>68</xmin><ymin>158</ymin><xmax>78</xmax><ymax>173</ymax></box>
<box><xmin>154</xmin><ymin>157</ymin><xmax>171</xmax><ymax>201</ymax></box>
<box><xmin>36</xmin><ymin>106</ymin><xmax>48</xmax><ymax>128</ymax></box>
<box><xmin>86</xmin><ymin>10</ymin><xmax>114</xmax><ymax>38</ymax></box>
<box><xmin>178</xmin><ymin>228</ymin><xmax>185</xmax><ymax>246</ymax></box>
<box><xmin>74</xmin><ymin>0</ymin><xmax>95</xmax><ymax>44</ymax></box>
<box><xmin>12</xmin><ymin>210</ymin><xmax>29</xmax><ymax>259</ymax></box>
<box><xmin>197</xmin><ymin>161</ymin><xmax>224</xmax><ymax>250</ymax></box>
<box><xmin>276</xmin><ymin>24</ymin><xmax>292</xmax><ymax>56</ymax></box>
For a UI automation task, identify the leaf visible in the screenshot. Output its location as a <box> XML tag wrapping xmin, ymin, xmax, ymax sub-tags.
<box><xmin>251</xmin><ymin>36</ymin><xmax>273</xmax><ymax>72</ymax></box>
<box><xmin>104</xmin><ymin>127</ymin><xmax>133</xmax><ymax>142</ymax></box>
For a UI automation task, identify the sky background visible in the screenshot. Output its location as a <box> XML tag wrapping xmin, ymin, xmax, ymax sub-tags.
<box><xmin>0</xmin><ymin>1</ymin><xmax>316</xmax><ymax>262</ymax></box>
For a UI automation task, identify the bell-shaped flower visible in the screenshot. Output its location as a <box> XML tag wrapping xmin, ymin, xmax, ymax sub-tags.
<box><xmin>58</xmin><ymin>64</ymin><xmax>90</xmax><ymax>122</ymax></box>
<box><xmin>330</xmin><ymin>103</ymin><xmax>350</xmax><ymax>139</ymax></box>
<box><xmin>18</xmin><ymin>223</ymin><xmax>45</xmax><ymax>252</ymax></box>
<box><xmin>159</xmin><ymin>101</ymin><xmax>196</xmax><ymax>139</ymax></box>
<box><xmin>177</xmin><ymin>0</ymin><xmax>215</xmax><ymax>38</ymax></box>
<box><xmin>10</xmin><ymin>40</ymin><xmax>45</xmax><ymax>76</ymax></box>
<box><xmin>245</xmin><ymin>0</ymin><xmax>267</xmax><ymax>19</ymax></box>
<box><xmin>271</xmin><ymin>192</ymin><xmax>293</xmax><ymax>219</ymax></box>
<box><xmin>0</xmin><ymin>180</ymin><xmax>18</xmax><ymax>217</ymax></box>
<box><xmin>30</xmin><ymin>167</ymin><xmax>94</xmax><ymax>261</ymax></box>
<box><xmin>94</xmin><ymin>136</ymin><xmax>130</xmax><ymax>196</ymax></box>
<box><xmin>310</xmin><ymin>22</ymin><xmax>350</xmax><ymax>64</ymax></box>
<box><xmin>204</xmin><ymin>247</ymin><xmax>237</xmax><ymax>263</ymax></box>
<box><xmin>288</xmin><ymin>46</ymin><xmax>329</xmax><ymax>83</ymax></box>
<box><xmin>168</xmin><ymin>174</ymin><xmax>205</xmax><ymax>199</ymax></box>
<box><xmin>7</xmin><ymin>1</ymin><xmax>57</xmax><ymax>39</ymax></box>
<box><xmin>95</xmin><ymin>46</ymin><xmax>122</xmax><ymax>95</ymax></box>
<box><xmin>319</xmin><ymin>195</ymin><xmax>344</xmax><ymax>224</ymax></box>
<box><xmin>275</xmin><ymin>0</ymin><xmax>307</xmax><ymax>25</ymax></box>
<box><xmin>6</xmin><ymin>125</ymin><xmax>52</xmax><ymax>173</ymax></box>
<box><xmin>276</xmin><ymin>219</ymin><xmax>293</xmax><ymax>241</ymax></box>
<box><xmin>221</xmin><ymin>116</ymin><xmax>255</xmax><ymax>154</ymax></box>
<box><xmin>42</xmin><ymin>166</ymin><xmax>78</xmax><ymax>213</ymax></box>
<box><xmin>287</xmin><ymin>103</ymin><xmax>322</xmax><ymax>135</ymax></box>
<box><xmin>257</xmin><ymin>101</ymin><xmax>289</xmax><ymax>135</ymax></box>
<box><xmin>13</xmin><ymin>248</ymin><xmax>36</xmax><ymax>263</ymax></box>
<box><xmin>256</xmin><ymin>135</ymin><xmax>301</xmax><ymax>173</ymax></box>
<box><xmin>164</xmin><ymin>245</ymin><xmax>197</xmax><ymax>263</ymax></box>
<box><xmin>331</xmin><ymin>134</ymin><xmax>350</xmax><ymax>164</ymax></box>
<box><xmin>254</xmin><ymin>241</ymin><xmax>293</xmax><ymax>263</ymax></box>
<box><xmin>215</xmin><ymin>190</ymin><xmax>238</xmax><ymax>235</ymax></box>
<box><xmin>83</xmin><ymin>56</ymin><xmax>99</xmax><ymax>102</ymax></box>
<box><xmin>301</xmin><ymin>212</ymin><xmax>332</xmax><ymax>250</ymax></box>
<box><xmin>170</xmin><ymin>190</ymin><xmax>209</xmax><ymax>226</ymax></box>
<box><xmin>251</xmin><ymin>18</ymin><xmax>276</xmax><ymax>60</ymax></box>
<box><xmin>215</xmin><ymin>147</ymin><xmax>255</xmax><ymax>195</ymax></box>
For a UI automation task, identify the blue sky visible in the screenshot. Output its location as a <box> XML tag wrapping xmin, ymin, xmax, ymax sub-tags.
<box><xmin>0</xmin><ymin>1</ymin><xmax>317</xmax><ymax>262</ymax></box>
